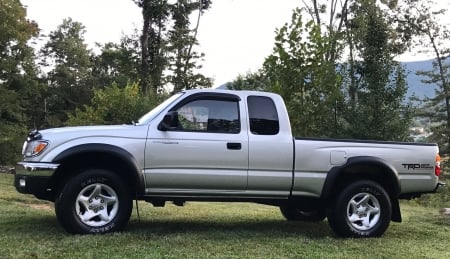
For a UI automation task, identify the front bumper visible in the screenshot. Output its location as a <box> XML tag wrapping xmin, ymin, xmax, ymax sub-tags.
<box><xmin>14</xmin><ymin>162</ymin><xmax>59</xmax><ymax>200</ymax></box>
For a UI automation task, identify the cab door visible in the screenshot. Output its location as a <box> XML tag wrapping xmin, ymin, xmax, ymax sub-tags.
<box><xmin>246</xmin><ymin>95</ymin><xmax>294</xmax><ymax>197</ymax></box>
<box><xmin>144</xmin><ymin>93</ymin><xmax>249</xmax><ymax>195</ymax></box>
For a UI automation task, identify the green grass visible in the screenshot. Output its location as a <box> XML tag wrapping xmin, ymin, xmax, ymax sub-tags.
<box><xmin>1</xmin><ymin>173</ymin><xmax>449</xmax><ymax>259</ymax></box>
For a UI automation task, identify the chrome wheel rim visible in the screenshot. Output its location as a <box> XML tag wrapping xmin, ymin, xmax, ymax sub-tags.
<box><xmin>75</xmin><ymin>183</ymin><xmax>119</xmax><ymax>227</ymax></box>
<box><xmin>346</xmin><ymin>192</ymin><xmax>381</xmax><ymax>231</ymax></box>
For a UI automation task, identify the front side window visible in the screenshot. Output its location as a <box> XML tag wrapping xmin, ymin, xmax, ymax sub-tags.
<box><xmin>175</xmin><ymin>98</ymin><xmax>240</xmax><ymax>134</ymax></box>
<box><xmin>247</xmin><ymin>96</ymin><xmax>279</xmax><ymax>135</ymax></box>
<box><xmin>138</xmin><ymin>93</ymin><xmax>184</xmax><ymax>124</ymax></box>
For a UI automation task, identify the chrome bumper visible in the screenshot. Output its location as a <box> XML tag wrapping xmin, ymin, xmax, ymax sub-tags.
<box><xmin>16</xmin><ymin>162</ymin><xmax>59</xmax><ymax>177</ymax></box>
<box><xmin>15</xmin><ymin>162</ymin><xmax>60</xmax><ymax>199</ymax></box>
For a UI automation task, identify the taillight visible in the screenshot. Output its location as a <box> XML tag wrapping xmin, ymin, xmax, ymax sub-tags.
<box><xmin>435</xmin><ymin>154</ymin><xmax>441</xmax><ymax>177</ymax></box>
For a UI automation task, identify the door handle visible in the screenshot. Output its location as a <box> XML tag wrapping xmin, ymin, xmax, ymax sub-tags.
<box><xmin>227</xmin><ymin>142</ymin><xmax>241</xmax><ymax>150</ymax></box>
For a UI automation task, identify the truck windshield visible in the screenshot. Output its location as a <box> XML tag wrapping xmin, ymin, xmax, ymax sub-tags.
<box><xmin>137</xmin><ymin>93</ymin><xmax>184</xmax><ymax>124</ymax></box>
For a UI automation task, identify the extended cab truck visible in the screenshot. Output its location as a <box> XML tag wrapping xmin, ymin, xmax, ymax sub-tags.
<box><xmin>15</xmin><ymin>89</ymin><xmax>443</xmax><ymax>237</ymax></box>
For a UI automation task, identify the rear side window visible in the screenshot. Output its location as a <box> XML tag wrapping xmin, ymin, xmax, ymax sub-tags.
<box><xmin>247</xmin><ymin>96</ymin><xmax>279</xmax><ymax>135</ymax></box>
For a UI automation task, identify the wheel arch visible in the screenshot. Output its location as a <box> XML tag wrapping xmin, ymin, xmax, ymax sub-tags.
<box><xmin>50</xmin><ymin>144</ymin><xmax>145</xmax><ymax>199</ymax></box>
<box><xmin>321</xmin><ymin>156</ymin><xmax>402</xmax><ymax>222</ymax></box>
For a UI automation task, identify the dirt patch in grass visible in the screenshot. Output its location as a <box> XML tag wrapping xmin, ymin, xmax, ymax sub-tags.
<box><xmin>441</xmin><ymin>208</ymin><xmax>450</xmax><ymax>215</ymax></box>
<box><xmin>29</xmin><ymin>203</ymin><xmax>53</xmax><ymax>211</ymax></box>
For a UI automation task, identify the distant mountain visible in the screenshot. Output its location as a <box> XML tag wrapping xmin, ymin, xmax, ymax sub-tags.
<box><xmin>216</xmin><ymin>59</ymin><xmax>441</xmax><ymax>100</ymax></box>
<box><xmin>403</xmin><ymin>59</ymin><xmax>439</xmax><ymax>100</ymax></box>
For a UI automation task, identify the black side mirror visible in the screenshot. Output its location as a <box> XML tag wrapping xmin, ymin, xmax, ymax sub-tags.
<box><xmin>158</xmin><ymin>111</ymin><xmax>179</xmax><ymax>131</ymax></box>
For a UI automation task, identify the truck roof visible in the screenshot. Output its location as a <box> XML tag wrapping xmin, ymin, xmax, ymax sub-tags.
<box><xmin>182</xmin><ymin>88</ymin><xmax>281</xmax><ymax>99</ymax></box>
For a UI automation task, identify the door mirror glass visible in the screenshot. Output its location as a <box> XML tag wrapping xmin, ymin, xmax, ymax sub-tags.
<box><xmin>158</xmin><ymin>111</ymin><xmax>180</xmax><ymax>131</ymax></box>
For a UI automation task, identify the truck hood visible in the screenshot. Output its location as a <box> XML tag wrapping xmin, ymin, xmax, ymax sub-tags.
<box><xmin>38</xmin><ymin>124</ymin><xmax>149</xmax><ymax>141</ymax></box>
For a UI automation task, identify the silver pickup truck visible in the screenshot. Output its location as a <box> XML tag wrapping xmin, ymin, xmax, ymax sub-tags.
<box><xmin>15</xmin><ymin>89</ymin><xmax>443</xmax><ymax>237</ymax></box>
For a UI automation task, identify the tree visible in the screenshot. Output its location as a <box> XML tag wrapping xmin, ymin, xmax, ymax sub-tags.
<box><xmin>416</xmin><ymin>59</ymin><xmax>450</xmax><ymax>151</ymax></box>
<box><xmin>0</xmin><ymin>0</ymin><xmax>40</xmax><ymax>164</ymax></box>
<box><xmin>91</xmin><ymin>33</ymin><xmax>141</xmax><ymax>88</ymax></box>
<box><xmin>134</xmin><ymin>0</ymin><xmax>212</xmax><ymax>95</ymax></box>
<box><xmin>397</xmin><ymin>0</ymin><xmax>450</xmax><ymax>151</ymax></box>
<box><xmin>301</xmin><ymin>0</ymin><xmax>348</xmax><ymax>65</ymax></box>
<box><xmin>40</xmin><ymin>18</ymin><xmax>93</xmax><ymax>127</ymax></box>
<box><xmin>66</xmin><ymin>82</ymin><xmax>159</xmax><ymax>126</ymax></box>
<box><xmin>167</xmin><ymin>0</ymin><xmax>212</xmax><ymax>93</ymax></box>
<box><xmin>302</xmin><ymin>0</ymin><xmax>408</xmax><ymax>61</ymax></box>
<box><xmin>340</xmin><ymin>1</ymin><xmax>411</xmax><ymax>141</ymax></box>
<box><xmin>262</xmin><ymin>8</ymin><xmax>342</xmax><ymax>137</ymax></box>
<box><xmin>134</xmin><ymin>0</ymin><xmax>170</xmax><ymax>95</ymax></box>
<box><xmin>297</xmin><ymin>0</ymin><xmax>412</xmax><ymax>141</ymax></box>
<box><xmin>226</xmin><ymin>70</ymin><xmax>269</xmax><ymax>91</ymax></box>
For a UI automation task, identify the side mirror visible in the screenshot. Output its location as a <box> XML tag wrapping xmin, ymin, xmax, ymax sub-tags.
<box><xmin>158</xmin><ymin>111</ymin><xmax>179</xmax><ymax>131</ymax></box>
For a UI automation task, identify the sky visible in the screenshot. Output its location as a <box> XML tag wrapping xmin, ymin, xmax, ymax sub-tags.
<box><xmin>22</xmin><ymin>0</ymin><xmax>299</xmax><ymax>85</ymax></box>
<box><xmin>21</xmin><ymin>0</ymin><xmax>447</xmax><ymax>86</ymax></box>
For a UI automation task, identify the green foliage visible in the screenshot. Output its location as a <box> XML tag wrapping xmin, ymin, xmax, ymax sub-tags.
<box><xmin>91</xmin><ymin>34</ymin><xmax>141</xmax><ymax>89</ymax></box>
<box><xmin>0</xmin><ymin>0</ymin><xmax>40</xmax><ymax>164</ymax></box>
<box><xmin>413</xmin><ymin>178</ymin><xmax>450</xmax><ymax>208</ymax></box>
<box><xmin>40</xmin><ymin>18</ymin><xmax>94</xmax><ymax>127</ymax></box>
<box><xmin>226</xmin><ymin>70</ymin><xmax>269</xmax><ymax>91</ymax></box>
<box><xmin>167</xmin><ymin>0</ymin><xmax>212</xmax><ymax>93</ymax></box>
<box><xmin>340</xmin><ymin>1</ymin><xmax>412</xmax><ymax>141</ymax></box>
<box><xmin>262</xmin><ymin>8</ymin><xmax>343</xmax><ymax>137</ymax></box>
<box><xmin>398</xmin><ymin>0</ymin><xmax>450</xmax><ymax>152</ymax></box>
<box><xmin>66</xmin><ymin>82</ymin><xmax>158</xmax><ymax>126</ymax></box>
<box><xmin>230</xmin><ymin>3</ymin><xmax>413</xmax><ymax>141</ymax></box>
<box><xmin>416</xmin><ymin>59</ymin><xmax>450</xmax><ymax>151</ymax></box>
<box><xmin>134</xmin><ymin>0</ymin><xmax>212</xmax><ymax>94</ymax></box>
<box><xmin>0</xmin><ymin>0</ymin><xmax>38</xmax><ymax>78</ymax></box>
<box><xmin>0</xmin><ymin>123</ymin><xmax>26</xmax><ymax>165</ymax></box>
<box><xmin>134</xmin><ymin>0</ymin><xmax>170</xmax><ymax>94</ymax></box>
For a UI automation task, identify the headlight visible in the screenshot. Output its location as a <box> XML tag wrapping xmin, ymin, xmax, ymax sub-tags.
<box><xmin>24</xmin><ymin>140</ymin><xmax>49</xmax><ymax>157</ymax></box>
<box><xmin>22</xmin><ymin>130</ymin><xmax>49</xmax><ymax>157</ymax></box>
<box><xmin>22</xmin><ymin>141</ymin><xmax>28</xmax><ymax>155</ymax></box>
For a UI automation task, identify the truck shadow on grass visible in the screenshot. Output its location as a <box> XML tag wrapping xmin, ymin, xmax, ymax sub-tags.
<box><xmin>127</xmin><ymin>219</ymin><xmax>334</xmax><ymax>239</ymax></box>
<box><xmin>2</xmin><ymin>213</ymin><xmax>334</xmax><ymax>238</ymax></box>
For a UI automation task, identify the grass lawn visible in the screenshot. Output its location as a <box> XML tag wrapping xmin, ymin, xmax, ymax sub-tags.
<box><xmin>1</xmin><ymin>173</ymin><xmax>449</xmax><ymax>259</ymax></box>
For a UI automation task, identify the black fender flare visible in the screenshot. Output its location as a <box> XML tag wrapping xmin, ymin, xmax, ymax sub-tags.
<box><xmin>53</xmin><ymin>143</ymin><xmax>145</xmax><ymax>196</ymax></box>
<box><xmin>321</xmin><ymin>156</ymin><xmax>402</xmax><ymax>222</ymax></box>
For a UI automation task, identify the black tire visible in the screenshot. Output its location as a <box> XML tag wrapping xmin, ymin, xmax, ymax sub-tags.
<box><xmin>55</xmin><ymin>169</ymin><xmax>133</xmax><ymax>234</ymax></box>
<box><xmin>280</xmin><ymin>205</ymin><xmax>326</xmax><ymax>222</ymax></box>
<box><xmin>327</xmin><ymin>180</ymin><xmax>392</xmax><ymax>238</ymax></box>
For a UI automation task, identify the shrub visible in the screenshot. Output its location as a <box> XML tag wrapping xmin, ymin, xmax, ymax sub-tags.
<box><xmin>66</xmin><ymin>82</ymin><xmax>159</xmax><ymax>126</ymax></box>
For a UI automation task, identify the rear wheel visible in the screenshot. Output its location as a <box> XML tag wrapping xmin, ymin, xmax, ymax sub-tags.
<box><xmin>55</xmin><ymin>169</ymin><xmax>132</xmax><ymax>234</ymax></box>
<box><xmin>280</xmin><ymin>205</ymin><xmax>326</xmax><ymax>222</ymax></box>
<box><xmin>327</xmin><ymin>180</ymin><xmax>392</xmax><ymax>238</ymax></box>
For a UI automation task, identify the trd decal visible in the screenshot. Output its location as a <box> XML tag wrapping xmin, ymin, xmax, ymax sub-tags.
<box><xmin>401</xmin><ymin>163</ymin><xmax>433</xmax><ymax>170</ymax></box>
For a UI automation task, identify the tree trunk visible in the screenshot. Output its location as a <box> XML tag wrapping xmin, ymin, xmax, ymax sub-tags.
<box><xmin>429</xmin><ymin>32</ymin><xmax>450</xmax><ymax>151</ymax></box>
<box><xmin>140</xmin><ymin>0</ymin><xmax>151</xmax><ymax>95</ymax></box>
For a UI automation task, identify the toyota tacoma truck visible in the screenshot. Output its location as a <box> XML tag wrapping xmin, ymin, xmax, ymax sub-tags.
<box><xmin>15</xmin><ymin>89</ymin><xmax>443</xmax><ymax>237</ymax></box>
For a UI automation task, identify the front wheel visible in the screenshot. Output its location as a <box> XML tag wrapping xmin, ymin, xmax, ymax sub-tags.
<box><xmin>55</xmin><ymin>169</ymin><xmax>133</xmax><ymax>234</ymax></box>
<box><xmin>327</xmin><ymin>180</ymin><xmax>392</xmax><ymax>238</ymax></box>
